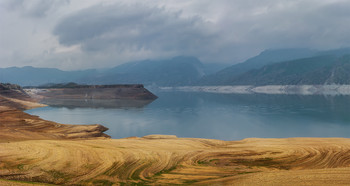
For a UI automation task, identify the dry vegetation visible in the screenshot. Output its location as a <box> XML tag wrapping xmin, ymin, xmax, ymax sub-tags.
<box><xmin>1</xmin><ymin>87</ymin><xmax>350</xmax><ymax>185</ymax></box>
<box><xmin>1</xmin><ymin>137</ymin><xmax>350</xmax><ymax>185</ymax></box>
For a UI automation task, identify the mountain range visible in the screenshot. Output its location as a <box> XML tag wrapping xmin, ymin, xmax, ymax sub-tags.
<box><xmin>0</xmin><ymin>56</ymin><xmax>226</xmax><ymax>86</ymax></box>
<box><xmin>1</xmin><ymin>48</ymin><xmax>350</xmax><ymax>86</ymax></box>
<box><xmin>228</xmin><ymin>55</ymin><xmax>350</xmax><ymax>85</ymax></box>
<box><xmin>201</xmin><ymin>48</ymin><xmax>350</xmax><ymax>85</ymax></box>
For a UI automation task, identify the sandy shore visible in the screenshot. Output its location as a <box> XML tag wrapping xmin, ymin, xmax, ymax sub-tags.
<box><xmin>1</xmin><ymin>91</ymin><xmax>350</xmax><ymax>185</ymax></box>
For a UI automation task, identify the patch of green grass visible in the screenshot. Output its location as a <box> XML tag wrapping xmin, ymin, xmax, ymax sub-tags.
<box><xmin>45</xmin><ymin>170</ymin><xmax>71</xmax><ymax>184</ymax></box>
<box><xmin>197</xmin><ymin>160</ymin><xmax>208</xmax><ymax>165</ymax></box>
<box><xmin>103</xmin><ymin>162</ymin><xmax>120</xmax><ymax>177</ymax></box>
<box><xmin>119</xmin><ymin>181</ymin><xmax>151</xmax><ymax>186</ymax></box>
<box><xmin>47</xmin><ymin>170</ymin><xmax>66</xmax><ymax>179</ymax></box>
<box><xmin>183</xmin><ymin>180</ymin><xmax>198</xmax><ymax>184</ymax></box>
<box><xmin>92</xmin><ymin>179</ymin><xmax>115</xmax><ymax>186</ymax></box>
<box><xmin>130</xmin><ymin>163</ymin><xmax>152</xmax><ymax>180</ymax></box>
<box><xmin>17</xmin><ymin>164</ymin><xmax>24</xmax><ymax>170</ymax></box>
<box><xmin>131</xmin><ymin>172</ymin><xmax>141</xmax><ymax>180</ymax></box>
<box><xmin>231</xmin><ymin>157</ymin><xmax>290</xmax><ymax>170</ymax></box>
<box><xmin>153</xmin><ymin>166</ymin><xmax>177</xmax><ymax>177</ymax></box>
<box><xmin>0</xmin><ymin>178</ymin><xmax>53</xmax><ymax>185</ymax></box>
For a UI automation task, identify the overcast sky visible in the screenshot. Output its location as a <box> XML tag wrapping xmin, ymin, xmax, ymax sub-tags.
<box><xmin>1</xmin><ymin>0</ymin><xmax>350</xmax><ymax>70</ymax></box>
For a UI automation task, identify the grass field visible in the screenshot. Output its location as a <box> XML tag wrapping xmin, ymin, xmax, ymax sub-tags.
<box><xmin>1</xmin><ymin>137</ymin><xmax>350</xmax><ymax>185</ymax></box>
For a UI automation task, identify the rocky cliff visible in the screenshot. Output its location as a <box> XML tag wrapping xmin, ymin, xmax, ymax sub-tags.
<box><xmin>26</xmin><ymin>84</ymin><xmax>158</xmax><ymax>100</ymax></box>
<box><xmin>0</xmin><ymin>83</ymin><xmax>109</xmax><ymax>140</ymax></box>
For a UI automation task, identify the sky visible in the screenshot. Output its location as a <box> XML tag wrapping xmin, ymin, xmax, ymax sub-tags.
<box><xmin>1</xmin><ymin>0</ymin><xmax>350</xmax><ymax>70</ymax></box>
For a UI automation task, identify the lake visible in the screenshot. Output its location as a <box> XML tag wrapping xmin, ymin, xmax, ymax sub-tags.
<box><xmin>26</xmin><ymin>91</ymin><xmax>350</xmax><ymax>140</ymax></box>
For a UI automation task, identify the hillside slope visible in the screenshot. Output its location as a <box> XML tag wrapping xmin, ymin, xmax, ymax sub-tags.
<box><xmin>0</xmin><ymin>56</ymin><xmax>206</xmax><ymax>86</ymax></box>
<box><xmin>0</xmin><ymin>66</ymin><xmax>96</xmax><ymax>86</ymax></box>
<box><xmin>229</xmin><ymin>55</ymin><xmax>350</xmax><ymax>85</ymax></box>
<box><xmin>198</xmin><ymin>48</ymin><xmax>317</xmax><ymax>85</ymax></box>
<box><xmin>87</xmin><ymin>56</ymin><xmax>205</xmax><ymax>86</ymax></box>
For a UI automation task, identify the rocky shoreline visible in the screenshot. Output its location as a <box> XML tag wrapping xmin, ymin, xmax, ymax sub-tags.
<box><xmin>25</xmin><ymin>84</ymin><xmax>158</xmax><ymax>100</ymax></box>
<box><xmin>0</xmin><ymin>83</ymin><xmax>110</xmax><ymax>140</ymax></box>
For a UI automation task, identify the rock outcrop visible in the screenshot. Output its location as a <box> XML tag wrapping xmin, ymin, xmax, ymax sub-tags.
<box><xmin>0</xmin><ymin>83</ymin><xmax>110</xmax><ymax>140</ymax></box>
<box><xmin>26</xmin><ymin>84</ymin><xmax>158</xmax><ymax>100</ymax></box>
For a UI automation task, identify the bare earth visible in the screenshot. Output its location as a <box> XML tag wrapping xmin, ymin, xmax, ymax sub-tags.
<box><xmin>1</xmin><ymin>91</ymin><xmax>350</xmax><ymax>185</ymax></box>
<box><xmin>0</xmin><ymin>95</ymin><xmax>109</xmax><ymax>141</ymax></box>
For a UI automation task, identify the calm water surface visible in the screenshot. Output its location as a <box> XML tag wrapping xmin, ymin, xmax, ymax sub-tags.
<box><xmin>26</xmin><ymin>91</ymin><xmax>350</xmax><ymax>140</ymax></box>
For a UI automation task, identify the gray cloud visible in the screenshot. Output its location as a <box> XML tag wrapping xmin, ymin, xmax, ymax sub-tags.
<box><xmin>53</xmin><ymin>4</ymin><xmax>218</xmax><ymax>59</ymax></box>
<box><xmin>2</xmin><ymin>0</ymin><xmax>350</xmax><ymax>70</ymax></box>
<box><xmin>4</xmin><ymin>0</ymin><xmax>69</xmax><ymax>18</ymax></box>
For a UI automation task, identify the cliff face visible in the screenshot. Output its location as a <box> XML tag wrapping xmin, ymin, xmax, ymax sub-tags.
<box><xmin>0</xmin><ymin>83</ymin><xmax>110</xmax><ymax>140</ymax></box>
<box><xmin>0</xmin><ymin>109</ymin><xmax>109</xmax><ymax>140</ymax></box>
<box><xmin>27</xmin><ymin>84</ymin><xmax>158</xmax><ymax>100</ymax></box>
<box><xmin>0</xmin><ymin>83</ymin><xmax>32</xmax><ymax>101</ymax></box>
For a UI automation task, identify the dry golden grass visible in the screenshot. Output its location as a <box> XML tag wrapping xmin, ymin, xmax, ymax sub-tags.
<box><xmin>1</xmin><ymin>137</ymin><xmax>350</xmax><ymax>185</ymax></box>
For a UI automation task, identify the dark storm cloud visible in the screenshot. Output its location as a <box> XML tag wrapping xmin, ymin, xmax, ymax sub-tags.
<box><xmin>53</xmin><ymin>4</ymin><xmax>217</xmax><ymax>56</ymax></box>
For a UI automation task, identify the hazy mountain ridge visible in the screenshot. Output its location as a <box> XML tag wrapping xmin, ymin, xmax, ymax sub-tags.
<box><xmin>3</xmin><ymin>48</ymin><xmax>350</xmax><ymax>87</ymax></box>
<box><xmin>198</xmin><ymin>48</ymin><xmax>317</xmax><ymax>85</ymax></box>
<box><xmin>0</xmin><ymin>66</ymin><xmax>97</xmax><ymax>86</ymax></box>
<box><xmin>0</xmin><ymin>56</ymin><xmax>212</xmax><ymax>86</ymax></box>
<box><xmin>198</xmin><ymin>48</ymin><xmax>350</xmax><ymax>86</ymax></box>
<box><xmin>88</xmin><ymin>56</ymin><xmax>206</xmax><ymax>86</ymax></box>
<box><xmin>223</xmin><ymin>55</ymin><xmax>350</xmax><ymax>85</ymax></box>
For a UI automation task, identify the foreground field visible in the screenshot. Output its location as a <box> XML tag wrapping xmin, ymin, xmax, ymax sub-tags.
<box><xmin>1</xmin><ymin>137</ymin><xmax>350</xmax><ymax>185</ymax></box>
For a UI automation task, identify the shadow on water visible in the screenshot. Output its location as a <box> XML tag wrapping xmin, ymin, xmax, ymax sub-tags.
<box><xmin>40</xmin><ymin>98</ymin><xmax>155</xmax><ymax>109</ymax></box>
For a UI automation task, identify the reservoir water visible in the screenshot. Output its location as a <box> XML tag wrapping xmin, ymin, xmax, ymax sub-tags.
<box><xmin>26</xmin><ymin>91</ymin><xmax>350</xmax><ymax>140</ymax></box>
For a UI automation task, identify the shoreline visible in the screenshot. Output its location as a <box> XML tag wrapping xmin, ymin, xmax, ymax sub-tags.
<box><xmin>0</xmin><ymin>95</ymin><xmax>110</xmax><ymax>141</ymax></box>
<box><xmin>162</xmin><ymin>85</ymin><xmax>350</xmax><ymax>95</ymax></box>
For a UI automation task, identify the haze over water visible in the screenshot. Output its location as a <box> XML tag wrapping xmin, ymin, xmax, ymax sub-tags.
<box><xmin>26</xmin><ymin>91</ymin><xmax>350</xmax><ymax>140</ymax></box>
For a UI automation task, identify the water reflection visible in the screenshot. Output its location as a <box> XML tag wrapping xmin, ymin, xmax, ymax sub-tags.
<box><xmin>27</xmin><ymin>91</ymin><xmax>350</xmax><ymax>140</ymax></box>
<box><xmin>40</xmin><ymin>98</ymin><xmax>154</xmax><ymax>109</ymax></box>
